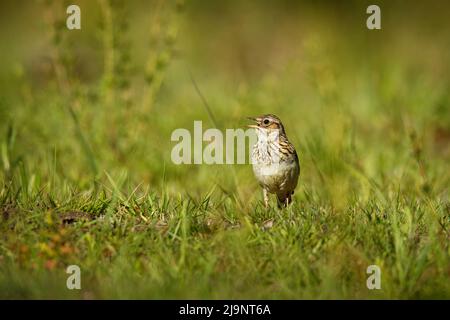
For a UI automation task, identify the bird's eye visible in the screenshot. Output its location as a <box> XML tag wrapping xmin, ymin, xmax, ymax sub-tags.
<box><xmin>263</xmin><ymin>119</ymin><xmax>270</xmax><ymax>125</ymax></box>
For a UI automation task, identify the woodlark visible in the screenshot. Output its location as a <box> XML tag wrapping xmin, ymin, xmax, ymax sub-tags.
<box><xmin>248</xmin><ymin>114</ymin><xmax>300</xmax><ymax>208</ymax></box>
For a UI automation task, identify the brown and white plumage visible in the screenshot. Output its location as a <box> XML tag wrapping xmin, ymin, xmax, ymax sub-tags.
<box><xmin>248</xmin><ymin>114</ymin><xmax>300</xmax><ymax>208</ymax></box>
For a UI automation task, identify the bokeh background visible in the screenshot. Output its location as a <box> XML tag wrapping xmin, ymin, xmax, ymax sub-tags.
<box><xmin>0</xmin><ymin>0</ymin><xmax>449</xmax><ymax>299</ymax></box>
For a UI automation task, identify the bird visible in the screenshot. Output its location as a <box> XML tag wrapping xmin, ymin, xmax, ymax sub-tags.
<box><xmin>247</xmin><ymin>114</ymin><xmax>300</xmax><ymax>208</ymax></box>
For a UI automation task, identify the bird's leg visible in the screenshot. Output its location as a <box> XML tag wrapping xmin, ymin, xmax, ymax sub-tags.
<box><xmin>285</xmin><ymin>194</ymin><xmax>292</xmax><ymax>207</ymax></box>
<box><xmin>277</xmin><ymin>193</ymin><xmax>292</xmax><ymax>209</ymax></box>
<box><xmin>263</xmin><ymin>189</ymin><xmax>269</xmax><ymax>208</ymax></box>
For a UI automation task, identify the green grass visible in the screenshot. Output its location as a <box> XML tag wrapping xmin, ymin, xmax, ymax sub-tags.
<box><xmin>0</xmin><ymin>0</ymin><xmax>449</xmax><ymax>299</ymax></box>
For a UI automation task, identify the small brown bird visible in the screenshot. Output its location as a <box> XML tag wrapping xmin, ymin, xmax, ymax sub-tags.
<box><xmin>248</xmin><ymin>114</ymin><xmax>300</xmax><ymax>208</ymax></box>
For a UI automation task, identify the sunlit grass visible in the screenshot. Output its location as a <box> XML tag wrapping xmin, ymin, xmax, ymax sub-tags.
<box><xmin>0</xmin><ymin>0</ymin><xmax>449</xmax><ymax>299</ymax></box>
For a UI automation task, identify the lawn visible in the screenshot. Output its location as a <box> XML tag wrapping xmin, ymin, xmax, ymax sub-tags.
<box><xmin>0</xmin><ymin>0</ymin><xmax>449</xmax><ymax>299</ymax></box>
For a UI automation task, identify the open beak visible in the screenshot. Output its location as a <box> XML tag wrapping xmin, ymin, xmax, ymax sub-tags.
<box><xmin>246</xmin><ymin>116</ymin><xmax>260</xmax><ymax>128</ymax></box>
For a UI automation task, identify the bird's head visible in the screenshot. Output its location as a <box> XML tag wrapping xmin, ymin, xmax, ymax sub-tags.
<box><xmin>247</xmin><ymin>114</ymin><xmax>286</xmax><ymax>138</ymax></box>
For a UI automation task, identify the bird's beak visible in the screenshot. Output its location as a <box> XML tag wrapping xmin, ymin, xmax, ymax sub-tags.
<box><xmin>247</xmin><ymin>116</ymin><xmax>260</xmax><ymax>128</ymax></box>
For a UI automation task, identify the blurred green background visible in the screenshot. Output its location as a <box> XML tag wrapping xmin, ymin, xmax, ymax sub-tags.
<box><xmin>0</xmin><ymin>0</ymin><xmax>449</xmax><ymax>299</ymax></box>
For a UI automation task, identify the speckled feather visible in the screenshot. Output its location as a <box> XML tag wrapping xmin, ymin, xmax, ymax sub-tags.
<box><xmin>249</xmin><ymin>114</ymin><xmax>300</xmax><ymax>207</ymax></box>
